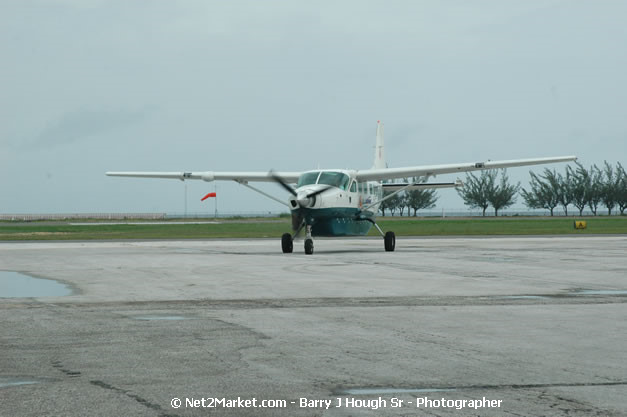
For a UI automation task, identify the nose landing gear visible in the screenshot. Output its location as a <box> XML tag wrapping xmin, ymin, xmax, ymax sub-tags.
<box><xmin>281</xmin><ymin>223</ymin><xmax>314</xmax><ymax>254</ymax></box>
<box><xmin>304</xmin><ymin>224</ymin><xmax>314</xmax><ymax>255</ymax></box>
<box><xmin>304</xmin><ymin>238</ymin><xmax>314</xmax><ymax>255</ymax></box>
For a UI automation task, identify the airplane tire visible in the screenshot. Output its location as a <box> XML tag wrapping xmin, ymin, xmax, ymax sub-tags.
<box><xmin>384</xmin><ymin>231</ymin><xmax>396</xmax><ymax>252</ymax></box>
<box><xmin>281</xmin><ymin>233</ymin><xmax>293</xmax><ymax>253</ymax></box>
<box><xmin>304</xmin><ymin>238</ymin><xmax>314</xmax><ymax>255</ymax></box>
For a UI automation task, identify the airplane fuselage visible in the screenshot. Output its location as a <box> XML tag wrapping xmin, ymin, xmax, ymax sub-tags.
<box><xmin>291</xmin><ymin>170</ymin><xmax>383</xmax><ymax>237</ymax></box>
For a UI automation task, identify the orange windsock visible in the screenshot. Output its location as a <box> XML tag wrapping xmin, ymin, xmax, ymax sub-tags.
<box><xmin>201</xmin><ymin>192</ymin><xmax>217</xmax><ymax>201</ymax></box>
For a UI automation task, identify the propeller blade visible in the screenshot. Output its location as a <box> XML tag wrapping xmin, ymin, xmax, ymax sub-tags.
<box><xmin>306</xmin><ymin>185</ymin><xmax>333</xmax><ymax>199</ymax></box>
<box><xmin>269</xmin><ymin>170</ymin><xmax>297</xmax><ymax>196</ymax></box>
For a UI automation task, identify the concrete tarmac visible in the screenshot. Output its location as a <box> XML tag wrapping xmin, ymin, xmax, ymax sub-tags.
<box><xmin>1</xmin><ymin>236</ymin><xmax>626</xmax><ymax>416</ymax></box>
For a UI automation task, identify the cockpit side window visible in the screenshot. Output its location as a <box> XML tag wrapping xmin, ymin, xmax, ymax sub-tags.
<box><xmin>350</xmin><ymin>180</ymin><xmax>357</xmax><ymax>192</ymax></box>
<box><xmin>318</xmin><ymin>172</ymin><xmax>350</xmax><ymax>190</ymax></box>
<box><xmin>297</xmin><ymin>171</ymin><xmax>320</xmax><ymax>187</ymax></box>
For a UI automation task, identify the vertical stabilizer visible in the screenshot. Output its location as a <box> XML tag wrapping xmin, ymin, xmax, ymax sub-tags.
<box><xmin>373</xmin><ymin>120</ymin><xmax>387</xmax><ymax>169</ymax></box>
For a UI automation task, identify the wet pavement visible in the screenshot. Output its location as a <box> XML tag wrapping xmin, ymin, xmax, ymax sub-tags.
<box><xmin>1</xmin><ymin>236</ymin><xmax>626</xmax><ymax>416</ymax></box>
<box><xmin>0</xmin><ymin>271</ymin><xmax>73</xmax><ymax>298</ymax></box>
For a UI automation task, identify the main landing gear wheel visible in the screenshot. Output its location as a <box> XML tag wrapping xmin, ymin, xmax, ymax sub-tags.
<box><xmin>384</xmin><ymin>231</ymin><xmax>396</xmax><ymax>252</ymax></box>
<box><xmin>304</xmin><ymin>238</ymin><xmax>314</xmax><ymax>255</ymax></box>
<box><xmin>281</xmin><ymin>233</ymin><xmax>293</xmax><ymax>253</ymax></box>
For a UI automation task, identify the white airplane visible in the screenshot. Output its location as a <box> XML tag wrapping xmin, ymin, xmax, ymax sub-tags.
<box><xmin>107</xmin><ymin>122</ymin><xmax>576</xmax><ymax>254</ymax></box>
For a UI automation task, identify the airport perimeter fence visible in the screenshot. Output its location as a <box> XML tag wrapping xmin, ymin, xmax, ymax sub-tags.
<box><xmin>0</xmin><ymin>213</ymin><xmax>167</xmax><ymax>221</ymax></box>
<box><xmin>169</xmin><ymin>207</ymin><xmax>622</xmax><ymax>218</ymax></box>
<box><xmin>380</xmin><ymin>207</ymin><xmax>610</xmax><ymax>218</ymax></box>
<box><xmin>166</xmin><ymin>211</ymin><xmax>287</xmax><ymax>219</ymax></box>
<box><xmin>2</xmin><ymin>209</ymin><xmax>618</xmax><ymax>222</ymax></box>
<box><xmin>168</xmin><ymin>209</ymin><xmax>602</xmax><ymax>218</ymax></box>
<box><xmin>168</xmin><ymin>207</ymin><xmax>614</xmax><ymax>218</ymax></box>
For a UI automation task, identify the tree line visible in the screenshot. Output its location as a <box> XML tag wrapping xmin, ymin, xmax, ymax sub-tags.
<box><xmin>520</xmin><ymin>162</ymin><xmax>626</xmax><ymax>216</ymax></box>
<box><xmin>378</xmin><ymin>177</ymin><xmax>439</xmax><ymax>216</ymax></box>
<box><xmin>379</xmin><ymin>162</ymin><xmax>626</xmax><ymax>216</ymax></box>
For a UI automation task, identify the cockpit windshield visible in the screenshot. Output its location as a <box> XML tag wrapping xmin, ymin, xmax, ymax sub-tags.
<box><xmin>317</xmin><ymin>171</ymin><xmax>350</xmax><ymax>190</ymax></box>
<box><xmin>296</xmin><ymin>171</ymin><xmax>350</xmax><ymax>190</ymax></box>
<box><xmin>297</xmin><ymin>171</ymin><xmax>320</xmax><ymax>187</ymax></box>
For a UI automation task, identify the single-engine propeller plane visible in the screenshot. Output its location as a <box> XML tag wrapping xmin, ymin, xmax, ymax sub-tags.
<box><xmin>107</xmin><ymin>122</ymin><xmax>576</xmax><ymax>254</ymax></box>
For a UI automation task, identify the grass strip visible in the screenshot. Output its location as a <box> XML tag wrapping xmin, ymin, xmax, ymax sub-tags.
<box><xmin>0</xmin><ymin>217</ymin><xmax>625</xmax><ymax>241</ymax></box>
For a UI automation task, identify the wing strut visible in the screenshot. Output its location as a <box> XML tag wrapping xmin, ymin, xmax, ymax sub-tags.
<box><xmin>235</xmin><ymin>180</ymin><xmax>290</xmax><ymax>208</ymax></box>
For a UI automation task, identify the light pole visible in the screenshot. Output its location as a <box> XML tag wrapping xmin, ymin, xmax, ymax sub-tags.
<box><xmin>184</xmin><ymin>183</ymin><xmax>188</xmax><ymax>219</ymax></box>
<box><xmin>214</xmin><ymin>182</ymin><xmax>218</xmax><ymax>218</ymax></box>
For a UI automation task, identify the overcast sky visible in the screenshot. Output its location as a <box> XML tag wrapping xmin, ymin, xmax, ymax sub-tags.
<box><xmin>2</xmin><ymin>0</ymin><xmax>626</xmax><ymax>214</ymax></box>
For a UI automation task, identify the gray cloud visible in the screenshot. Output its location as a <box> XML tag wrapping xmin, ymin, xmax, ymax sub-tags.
<box><xmin>26</xmin><ymin>108</ymin><xmax>148</xmax><ymax>148</ymax></box>
<box><xmin>0</xmin><ymin>1</ymin><xmax>625</xmax><ymax>213</ymax></box>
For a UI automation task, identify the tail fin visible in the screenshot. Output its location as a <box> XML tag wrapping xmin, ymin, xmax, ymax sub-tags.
<box><xmin>373</xmin><ymin>120</ymin><xmax>387</xmax><ymax>169</ymax></box>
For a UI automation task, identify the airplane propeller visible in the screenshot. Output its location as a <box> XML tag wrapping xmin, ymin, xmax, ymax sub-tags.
<box><xmin>269</xmin><ymin>170</ymin><xmax>334</xmax><ymax>232</ymax></box>
<box><xmin>304</xmin><ymin>185</ymin><xmax>334</xmax><ymax>199</ymax></box>
<box><xmin>269</xmin><ymin>171</ymin><xmax>333</xmax><ymax>209</ymax></box>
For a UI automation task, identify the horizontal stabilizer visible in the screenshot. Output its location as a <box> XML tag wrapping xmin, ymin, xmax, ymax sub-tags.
<box><xmin>382</xmin><ymin>180</ymin><xmax>462</xmax><ymax>191</ymax></box>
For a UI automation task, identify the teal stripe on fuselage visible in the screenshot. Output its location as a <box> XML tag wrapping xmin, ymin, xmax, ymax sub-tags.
<box><xmin>297</xmin><ymin>207</ymin><xmax>376</xmax><ymax>237</ymax></box>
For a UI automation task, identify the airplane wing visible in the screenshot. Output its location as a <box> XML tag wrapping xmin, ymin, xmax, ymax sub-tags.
<box><xmin>105</xmin><ymin>171</ymin><xmax>302</xmax><ymax>184</ymax></box>
<box><xmin>355</xmin><ymin>156</ymin><xmax>577</xmax><ymax>182</ymax></box>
